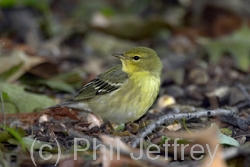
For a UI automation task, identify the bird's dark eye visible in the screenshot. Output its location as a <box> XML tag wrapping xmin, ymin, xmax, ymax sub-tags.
<box><xmin>133</xmin><ymin>56</ymin><xmax>140</xmax><ymax>60</ymax></box>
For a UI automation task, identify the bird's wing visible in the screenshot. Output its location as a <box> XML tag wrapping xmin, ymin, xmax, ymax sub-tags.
<box><xmin>72</xmin><ymin>65</ymin><xmax>128</xmax><ymax>101</ymax></box>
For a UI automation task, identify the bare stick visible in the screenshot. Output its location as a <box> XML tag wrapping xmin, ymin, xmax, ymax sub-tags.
<box><xmin>131</xmin><ymin>109</ymin><xmax>235</xmax><ymax>148</ymax></box>
<box><xmin>237</xmin><ymin>83</ymin><xmax>250</xmax><ymax>103</ymax></box>
<box><xmin>0</xmin><ymin>91</ymin><xmax>5</xmax><ymax>129</ymax></box>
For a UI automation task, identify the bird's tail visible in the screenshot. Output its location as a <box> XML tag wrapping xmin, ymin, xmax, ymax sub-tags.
<box><xmin>47</xmin><ymin>101</ymin><xmax>74</xmax><ymax>109</ymax></box>
<box><xmin>46</xmin><ymin>100</ymin><xmax>91</xmax><ymax>111</ymax></box>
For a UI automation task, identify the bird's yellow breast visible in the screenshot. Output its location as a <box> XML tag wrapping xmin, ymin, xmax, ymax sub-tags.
<box><xmin>129</xmin><ymin>71</ymin><xmax>160</xmax><ymax>113</ymax></box>
<box><xmin>88</xmin><ymin>71</ymin><xmax>160</xmax><ymax>123</ymax></box>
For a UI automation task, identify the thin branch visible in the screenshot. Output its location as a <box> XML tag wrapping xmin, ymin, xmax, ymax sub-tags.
<box><xmin>0</xmin><ymin>91</ymin><xmax>5</xmax><ymax>129</ymax></box>
<box><xmin>131</xmin><ymin>109</ymin><xmax>235</xmax><ymax>148</ymax></box>
<box><xmin>237</xmin><ymin>83</ymin><xmax>250</xmax><ymax>103</ymax></box>
<box><xmin>220</xmin><ymin>112</ymin><xmax>250</xmax><ymax>130</ymax></box>
<box><xmin>235</xmin><ymin>101</ymin><xmax>250</xmax><ymax>109</ymax></box>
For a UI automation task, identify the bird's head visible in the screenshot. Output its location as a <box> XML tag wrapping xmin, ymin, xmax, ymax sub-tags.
<box><xmin>112</xmin><ymin>47</ymin><xmax>162</xmax><ymax>76</ymax></box>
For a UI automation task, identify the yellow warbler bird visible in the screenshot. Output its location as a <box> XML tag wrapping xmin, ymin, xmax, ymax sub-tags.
<box><xmin>50</xmin><ymin>47</ymin><xmax>162</xmax><ymax>123</ymax></box>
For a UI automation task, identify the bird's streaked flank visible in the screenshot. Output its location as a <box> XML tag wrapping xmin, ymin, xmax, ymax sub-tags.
<box><xmin>49</xmin><ymin>47</ymin><xmax>162</xmax><ymax>123</ymax></box>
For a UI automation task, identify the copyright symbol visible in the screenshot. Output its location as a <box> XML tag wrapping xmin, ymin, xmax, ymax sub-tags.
<box><xmin>31</xmin><ymin>138</ymin><xmax>61</xmax><ymax>166</ymax></box>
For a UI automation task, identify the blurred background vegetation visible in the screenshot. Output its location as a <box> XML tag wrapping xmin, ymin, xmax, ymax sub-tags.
<box><xmin>2</xmin><ymin>2</ymin><xmax>250</xmax><ymax>167</ymax></box>
<box><xmin>1</xmin><ymin>0</ymin><xmax>250</xmax><ymax>113</ymax></box>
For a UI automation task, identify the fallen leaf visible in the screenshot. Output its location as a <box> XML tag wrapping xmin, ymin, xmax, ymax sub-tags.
<box><xmin>0</xmin><ymin>51</ymin><xmax>46</xmax><ymax>82</ymax></box>
<box><xmin>0</xmin><ymin>82</ymin><xmax>56</xmax><ymax>113</ymax></box>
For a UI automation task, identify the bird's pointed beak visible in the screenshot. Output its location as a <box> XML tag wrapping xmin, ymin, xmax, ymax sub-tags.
<box><xmin>112</xmin><ymin>53</ymin><xmax>126</xmax><ymax>59</ymax></box>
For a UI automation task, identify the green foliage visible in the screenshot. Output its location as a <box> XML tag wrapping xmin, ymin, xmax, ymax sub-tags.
<box><xmin>200</xmin><ymin>24</ymin><xmax>250</xmax><ymax>71</ymax></box>
<box><xmin>39</xmin><ymin>79</ymin><xmax>76</xmax><ymax>94</ymax></box>
<box><xmin>0</xmin><ymin>131</ymin><xmax>10</xmax><ymax>143</ymax></box>
<box><xmin>100</xmin><ymin>6</ymin><xmax>115</xmax><ymax>17</ymax></box>
<box><xmin>220</xmin><ymin>128</ymin><xmax>232</xmax><ymax>136</ymax></box>
<box><xmin>1</xmin><ymin>92</ymin><xmax>9</xmax><ymax>100</ymax></box>
<box><xmin>182</xmin><ymin>118</ymin><xmax>192</xmax><ymax>134</ymax></box>
<box><xmin>161</xmin><ymin>136</ymin><xmax>190</xmax><ymax>145</ymax></box>
<box><xmin>73</xmin><ymin>1</ymin><xmax>114</xmax><ymax>20</ymax></box>
<box><xmin>218</xmin><ymin>131</ymin><xmax>239</xmax><ymax>147</ymax></box>
<box><xmin>211</xmin><ymin>124</ymin><xmax>239</xmax><ymax>147</ymax></box>
<box><xmin>114</xmin><ymin>123</ymin><xmax>125</xmax><ymax>132</ymax></box>
<box><xmin>0</xmin><ymin>82</ymin><xmax>56</xmax><ymax>113</ymax></box>
<box><xmin>0</xmin><ymin>0</ymin><xmax>16</xmax><ymax>7</ymax></box>
<box><xmin>23</xmin><ymin>137</ymin><xmax>60</xmax><ymax>153</ymax></box>
<box><xmin>0</xmin><ymin>126</ymin><xmax>25</xmax><ymax>151</ymax></box>
<box><xmin>21</xmin><ymin>69</ymin><xmax>84</xmax><ymax>94</ymax></box>
<box><xmin>0</xmin><ymin>63</ymin><xmax>23</xmax><ymax>81</ymax></box>
<box><xmin>42</xmin><ymin>69</ymin><xmax>85</xmax><ymax>93</ymax></box>
<box><xmin>0</xmin><ymin>0</ymin><xmax>51</xmax><ymax>12</ymax></box>
<box><xmin>6</xmin><ymin>127</ymin><xmax>25</xmax><ymax>150</ymax></box>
